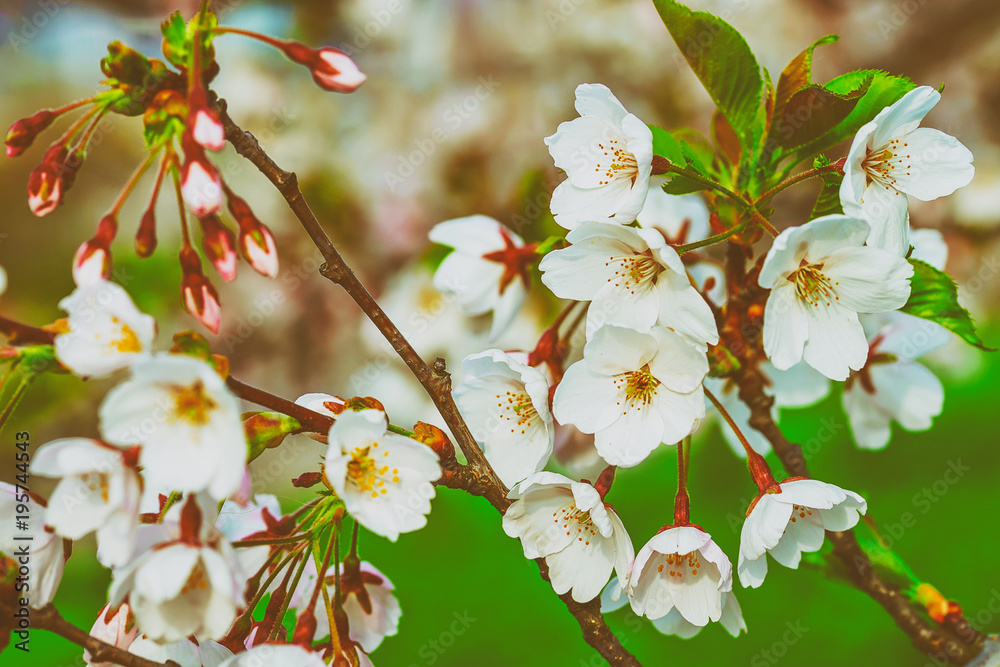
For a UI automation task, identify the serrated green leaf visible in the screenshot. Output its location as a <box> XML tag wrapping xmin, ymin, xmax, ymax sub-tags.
<box><xmin>663</xmin><ymin>175</ymin><xmax>706</xmax><ymax>195</ymax></box>
<box><xmin>784</xmin><ymin>70</ymin><xmax>915</xmax><ymax>165</ymax></box>
<box><xmin>652</xmin><ymin>0</ymin><xmax>763</xmax><ymax>147</ymax></box>
<box><xmin>769</xmin><ymin>79</ymin><xmax>871</xmax><ymax>152</ymax></box>
<box><xmin>773</xmin><ymin>34</ymin><xmax>839</xmax><ymax>120</ymax></box>
<box><xmin>901</xmin><ymin>259</ymin><xmax>993</xmax><ymax>351</ymax></box>
<box><xmin>807</xmin><ymin>155</ymin><xmax>844</xmax><ymax>219</ymax></box>
<box><xmin>649</xmin><ymin>125</ymin><xmax>687</xmax><ymax>166</ymax></box>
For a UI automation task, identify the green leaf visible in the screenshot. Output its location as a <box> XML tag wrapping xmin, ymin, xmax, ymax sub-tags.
<box><xmin>101</xmin><ymin>41</ymin><xmax>153</xmax><ymax>86</ymax></box>
<box><xmin>785</xmin><ymin>70</ymin><xmax>914</xmax><ymax>165</ymax></box>
<box><xmin>808</xmin><ymin>155</ymin><xmax>844</xmax><ymax>219</ymax></box>
<box><xmin>160</xmin><ymin>11</ymin><xmax>188</xmax><ymax>67</ymax></box>
<box><xmin>663</xmin><ymin>175</ymin><xmax>706</xmax><ymax>195</ymax></box>
<box><xmin>652</xmin><ymin>0</ymin><xmax>763</xmax><ymax>146</ymax></box>
<box><xmin>901</xmin><ymin>259</ymin><xmax>994</xmax><ymax>351</ymax></box>
<box><xmin>773</xmin><ymin>34</ymin><xmax>839</xmax><ymax>120</ymax></box>
<box><xmin>768</xmin><ymin>79</ymin><xmax>872</xmax><ymax>152</ymax></box>
<box><xmin>649</xmin><ymin>125</ymin><xmax>687</xmax><ymax>166</ymax></box>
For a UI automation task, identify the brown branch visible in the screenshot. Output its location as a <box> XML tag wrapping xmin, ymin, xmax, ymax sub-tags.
<box><xmin>226</xmin><ymin>375</ymin><xmax>334</xmax><ymax>434</ymax></box>
<box><xmin>30</xmin><ymin>604</ymin><xmax>178</xmax><ymax>667</ymax></box>
<box><xmin>215</xmin><ymin>108</ymin><xmax>640</xmax><ymax>666</ymax></box>
<box><xmin>733</xmin><ymin>358</ymin><xmax>986</xmax><ymax>665</ymax></box>
<box><xmin>0</xmin><ymin>316</ymin><xmax>56</xmax><ymax>346</ymax></box>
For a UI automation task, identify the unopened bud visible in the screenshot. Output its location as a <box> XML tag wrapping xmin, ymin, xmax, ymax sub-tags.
<box><xmin>413</xmin><ymin>422</ymin><xmax>455</xmax><ymax>461</ymax></box>
<box><xmin>199</xmin><ymin>214</ymin><xmax>238</xmax><ymax>282</ymax></box>
<box><xmin>179</xmin><ymin>246</ymin><xmax>222</xmax><ymax>334</ymax></box>
<box><xmin>6</xmin><ymin>110</ymin><xmax>56</xmax><ymax>158</ymax></box>
<box><xmin>135</xmin><ymin>207</ymin><xmax>157</xmax><ymax>258</ymax></box>
<box><xmin>281</xmin><ymin>41</ymin><xmax>366</xmax><ymax>93</ymax></box>
<box><xmin>181</xmin><ymin>142</ymin><xmax>222</xmax><ymax>217</ymax></box>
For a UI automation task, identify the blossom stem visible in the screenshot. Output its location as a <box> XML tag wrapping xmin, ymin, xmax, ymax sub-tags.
<box><xmin>704</xmin><ymin>386</ymin><xmax>775</xmax><ymax>492</ymax></box>
<box><xmin>108</xmin><ymin>150</ymin><xmax>158</xmax><ymax>217</ymax></box>
<box><xmin>268</xmin><ymin>541</ymin><xmax>312</xmax><ymax>642</ymax></box>
<box><xmin>675</xmin><ymin>220</ymin><xmax>748</xmax><ymax>254</ymax></box>
<box><xmin>673</xmin><ymin>435</ymin><xmax>691</xmax><ymax>525</ymax></box>
<box><xmin>50</xmin><ymin>95</ymin><xmax>103</xmax><ymax>118</ymax></box>
<box><xmin>70</xmin><ymin>105</ymin><xmax>109</xmax><ymax>155</ymax></box>
<box><xmin>53</xmin><ymin>104</ymin><xmax>102</xmax><ymax>148</ymax></box>
<box><xmin>749</xmin><ymin>208</ymin><xmax>779</xmax><ymax>236</ymax></box>
<box><xmin>245</xmin><ymin>544</ymin><xmax>306</xmax><ymax>617</ymax></box>
<box><xmin>211</xmin><ymin>26</ymin><xmax>287</xmax><ymax>49</ymax></box>
<box><xmin>651</xmin><ymin>156</ymin><xmax>747</xmax><ymax>208</ymax></box>
<box><xmin>232</xmin><ymin>532</ymin><xmax>313</xmax><ymax>548</ymax></box>
<box><xmin>755</xmin><ymin>158</ymin><xmax>846</xmax><ymax>204</ymax></box>
<box><xmin>169</xmin><ymin>155</ymin><xmax>192</xmax><ymax>248</ymax></box>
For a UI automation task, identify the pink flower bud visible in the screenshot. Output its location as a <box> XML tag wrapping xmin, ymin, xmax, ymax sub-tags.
<box><xmin>281</xmin><ymin>42</ymin><xmax>366</xmax><ymax>93</ymax></box>
<box><xmin>135</xmin><ymin>207</ymin><xmax>157</xmax><ymax>258</ymax></box>
<box><xmin>72</xmin><ymin>214</ymin><xmax>117</xmax><ymax>286</ymax></box>
<box><xmin>181</xmin><ymin>146</ymin><xmax>222</xmax><ymax>217</ymax></box>
<box><xmin>227</xmin><ymin>191</ymin><xmax>279</xmax><ymax>278</ymax></box>
<box><xmin>6</xmin><ymin>109</ymin><xmax>56</xmax><ymax>158</ymax></box>
<box><xmin>199</xmin><ymin>214</ymin><xmax>238</xmax><ymax>282</ymax></box>
<box><xmin>26</xmin><ymin>145</ymin><xmax>84</xmax><ymax>217</ymax></box>
<box><xmin>180</xmin><ymin>246</ymin><xmax>222</xmax><ymax>334</ymax></box>
<box><xmin>190</xmin><ymin>107</ymin><xmax>225</xmax><ymax>151</ymax></box>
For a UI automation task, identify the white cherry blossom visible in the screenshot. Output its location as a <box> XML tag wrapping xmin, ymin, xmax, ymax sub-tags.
<box><xmin>503</xmin><ymin>472</ymin><xmax>633</xmax><ymax>603</ymax></box>
<box><xmin>429</xmin><ymin>215</ymin><xmax>532</xmax><ymax>341</ymax></box>
<box><xmin>758</xmin><ymin>215</ymin><xmax>913</xmax><ymax>381</ymax></box>
<box><xmin>738</xmin><ymin>478</ymin><xmax>866</xmax><ymax>588</ymax></box>
<box><xmin>99</xmin><ymin>353</ymin><xmax>248</xmax><ymax>500</ymax></box>
<box><xmin>627</xmin><ymin>526</ymin><xmax>745</xmax><ymax>637</ymax></box>
<box><xmin>325</xmin><ymin>409</ymin><xmax>441</xmax><ymax>541</ymax></box>
<box><xmin>30</xmin><ymin>438</ymin><xmax>141</xmax><ymax>567</ymax></box>
<box><xmin>0</xmin><ymin>482</ymin><xmax>64</xmax><ymax>608</ymax></box>
<box><xmin>539</xmin><ymin>221</ymin><xmax>718</xmax><ymax>345</ymax></box>
<box><xmin>84</xmin><ymin>603</ymin><xmax>138</xmax><ymax>667</ymax></box>
<box><xmin>54</xmin><ymin>280</ymin><xmax>156</xmax><ymax>378</ymax></box>
<box><xmin>545</xmin><ymin>83</ymin><xmax>653</xmax><ymax>228</ymax></box>
<box><xmin>453</xmin><ymin>349</ymin><xmax>553</xmax><ymax>488</ymax></box>
<box><xmin>844</xmin><ymin>312</ymin><xmax>947</xmax><ymax>450</ymax></box>
<box><xmin>553</xmin><ymin>325</ymin><xmax>707</xmax><ymax>467</ymax></box>
<box><xmin>108</xmin><ymin>499</ymin><xmax>246</xmax><ymax>643</ymax></box>
<box><xmin>292</xmin><ymin>558</ymin><xmax>401</xmax><ymax>652</ymax></box>
<box><xmin>841</xmin><ymin>85</ymin><xmax>974</xmax><ymax>255</ymax></box>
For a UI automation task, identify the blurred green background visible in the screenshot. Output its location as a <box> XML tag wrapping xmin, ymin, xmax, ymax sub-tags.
<box><xmin>2</xmin><ymin>0</ymin><xmax>999</xmax><ymax>665</ymax></box>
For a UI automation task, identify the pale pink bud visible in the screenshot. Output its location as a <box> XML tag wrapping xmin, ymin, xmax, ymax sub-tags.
<box><xmin>181</xmin><ymin>156</ymin><xmax>222</xmax><ymax>217</ymax></box>
<box><xmin>313</xmin><ymin>48</ymin><xmax>367</xmax><ymax>93</ymax></box>
<box><xmin>191</xmin><ymin>108</ymin><xmax>225</xmax><ymax>151</ymax></box>
<box><xmin>199</xmin><ymin>214</ymin><xmax>238</xmax><ymax>282</ymax></box>
<box><xmin>240</xmin><ymin>222</ymin><xmax>279</xmax><ymax>278</ymax></box>
<box><xmin>180</xmin><ymin>246</ymin><xmax>222</xmax><ymax>334</ymax></box>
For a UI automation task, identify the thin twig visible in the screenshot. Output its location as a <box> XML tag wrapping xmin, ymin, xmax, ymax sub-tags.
<box><xmin>217</xmin><ymin>100</ymin><xmax>641</xmax><ymax>667</ymax></box>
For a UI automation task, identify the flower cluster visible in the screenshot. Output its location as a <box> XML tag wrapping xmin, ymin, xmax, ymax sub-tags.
<box><xmin>425</xmin><ymin>76</ymin><xmax>975</xmax><ymax>639</ymax></box>
<box><xmin>5</xmin><ymin>8</ymin><xmax>366</xmax><ymax>333</ymax></box>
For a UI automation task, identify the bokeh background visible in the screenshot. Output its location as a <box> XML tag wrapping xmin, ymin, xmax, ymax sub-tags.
<box><xmin>1</xmin><ymin>0</ymin><xmax>999</xmax><ymax>665</ymax></box>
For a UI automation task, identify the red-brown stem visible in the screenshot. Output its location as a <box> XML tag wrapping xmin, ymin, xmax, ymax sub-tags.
<box><xmin>226</xmin><ymin>375</ymin><xmax>334</xmax><ymax>434</ymax></box>
<box><xmin>673</xmin><ymin>436</ymin><xmax>690</xmax><ymax>526</ymax></box>
<box><xmin>755</xmin><ymin>158</ymin><xmax>846</xmax><ymax>204</ymax></box>
<box><xmin>168</xmin><ymin>154</ymin><xmax>192</xmax><ymax>247</ymax></box>
<box><xmin>212</xmin><ymin>25</ymin><xmax>287</xmax><ymax>49</ymax></box>
<box><xmin>704</xmin><ymin>386</ymin><xmax>775</xmax><ymax>492</ymax></box>
<box><xmin>0</xmin><ymin>316</ymin><xmax>55</xmax><ymax>345</ymax></box>
<box><xmin>109</xmin><ymin>150</ymin><xmax>158</xmax><ymax>217</ymax></box>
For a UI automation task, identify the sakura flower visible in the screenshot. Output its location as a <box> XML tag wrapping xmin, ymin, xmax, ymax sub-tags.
<box><xmin>99</xmin><ymin>353</ymin><xmax>248</xmax><ymax>500</ymax></box>
<box><xmin>53</xmin><ymin>280</ymin><xmax>156</xmax><ymax>378</ymax></box>
<box><xmin>841</xmin><ymin>85</ymin><xmax>974</xmax><ymax>255</ymax></box>
<box><xmin>0</xmin><ymin>482</ymin><xmax>65</xmax><ymax>608</ymax></box>
<box><xmin>325</xmin><ymin>409</ymin><xmax>441</xmax><ymax>541</ymax></box>
<box><xmin>84</xmin><ymin>603</ymin><xmax>137</xmax><ymax>667</ymax></box>
<box><xmin>627</xmin><ymin>526</ymin><xmax>744</xmax><ymax>637</ymax></box>
<box><xmin>503</xmin><ymin>472</ymin><xmax>633</xmax><ymax>603</ymax></box>
<box><xmin>30</xmin><ymin>438</ymin><xmax>141</xmax><ymax>567</ymax></box>
<box><xmin>453</xmin><ymin>349</ymin><xmax>554</xmax><ymax>488</ymax></box>
<box><xmin>539</xmin><ymin>221</ymin><xmax>718</xmax><ymax>344</ymax></box>
<box><xmin>844</xmin><ymin>312</ymin><xmax>947</xmax><ymax>449</ymax></box>
<box><xmin>545</xmin><ymin>83</ymin><xmax>653</xmax><ymax>228</ymax></box>
<box><xmin>553</xmin><ymin>325</ymin><xmax>708</xmax><ymax>467</ymax></box>
<box><xmin>218</xmin><ymin>644</ymin><xmax>328</xmax><ymax>667</ymax></box>
<box><xmin>109</xmin><ymin>498</ymin><xmax>245</xmax><ymax>643</ymax></box>
<box><xmin>429</xmin><ymin>215</ymin><xmax>533</xmax><ymax>341</ymax></box>
<box><xmin>292</xmin><ymin>558</ymin><xmax>401</xmax><ymax>652</ymax></box>
<box><xmin>758</xmin><ymin>215</ymin><xmax>913</xmax><ymax>381</ymax></box>
<box><xmin>738</xmin><ymin>478</ymin><xmax>867</xmax><ymax>588</ymax></box>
